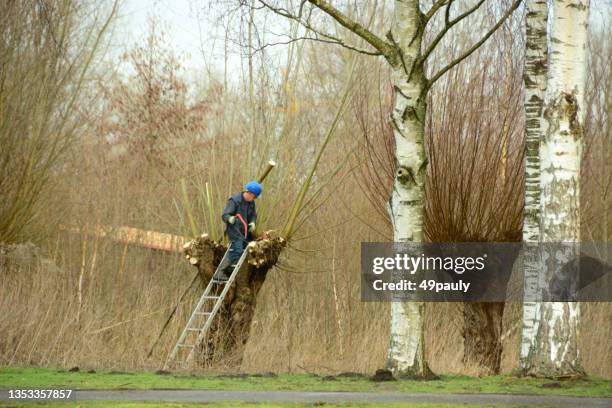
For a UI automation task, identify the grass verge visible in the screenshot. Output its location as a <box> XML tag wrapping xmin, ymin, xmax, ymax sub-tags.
<box><xmin>0</xmin><ymin>402</ymin><xmax>560</xmax><ymax>408</ymax></box>
<box><xmin>0</xmin><ymin>367</ymin><xmax>609</xmax><ymax>397</ymax></box>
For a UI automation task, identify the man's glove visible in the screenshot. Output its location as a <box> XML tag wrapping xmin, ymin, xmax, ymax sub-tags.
<box><xmin>248</xmin><ymin>222</ymin><xmax>256</xmax><ymax>232</ymax></box>
<box><xmin>228</xmin><ymin>215</ymin><xmax>236</xmax><ymax>224</ymax></box>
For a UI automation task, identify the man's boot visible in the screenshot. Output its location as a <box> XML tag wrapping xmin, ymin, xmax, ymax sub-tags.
<box><xmin>213</xmin><ymin>262</ymin><xmax>235</xmax><ymax>281</ymax></box>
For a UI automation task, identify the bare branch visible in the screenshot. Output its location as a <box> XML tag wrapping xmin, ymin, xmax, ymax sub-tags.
<box><xmin>444</xmin><ymin>0</ymin><xmax>454</xmax><ymax>24</ymax></box>
<box><xmin>426</xmin><ymin>0</ymin><xmax>523</xmax><ymax>91</ymax></box>
<box><xmin>256</xmin><ymin>0</ymin><xmax>385</xmax><ymax>57</ymax></box>
<box><xmin>252</xmin><ymin>35</ymin><xmax>381</xmax><ymax>56</ymax></box>
<box><xmin>421</xmin><ymin>0</ymin><xmax>484</xmax><ymax>64</ymax></box>
<box><xmin>305</xmin><ymin>0</ymin><xmax>397</xmax><ymax>61</ymax></box>
<box><xmin>256</xmin><ymin>0</ymin><xmax>298</xmax><ymax>19</ymax></box>
<box><xmin>424</xmin><ymin>0</ymin><xmax>450</xmax><ymax>22</ymax></box>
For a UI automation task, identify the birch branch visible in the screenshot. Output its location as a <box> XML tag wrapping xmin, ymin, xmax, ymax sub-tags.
<box><xmin>421</xmin><ymin>0</ymin><xmax>485</xmax><ymax>63</ymax></box>
<box><xmin>257</xmin><ymin>0</ymin><xmax>395</xmax><ymax>59</ymax></box>
<box><xmin>425</xmin><ymin>0</ymin><xmax>523</xmax><ymax>91</ymax></box>
<box><xmin>424</xmin><ymin>0</ymin><xmax>451</xmax><ymax>22</ymax></box>
<box><xmin>306</xmin><ymin>0</ymin><xmax>397</xmax><ymax>60</ymax></box>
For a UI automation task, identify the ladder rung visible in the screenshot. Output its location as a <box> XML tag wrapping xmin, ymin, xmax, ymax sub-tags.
<box><xmin>165</xmin><ymin>245</ymin><xmax>247</xmax><ymax>367</ymax></box>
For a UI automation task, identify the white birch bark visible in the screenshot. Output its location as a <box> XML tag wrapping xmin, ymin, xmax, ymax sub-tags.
<box><xmin>519</xmin><ymin>0</ymin><xmax>548</xmax><ymax>369</ymax></box>
<box><xmin>300</xmin><ymin>0</ymin><xmax>521</xmax><ymax>377</ymax></box>
<box><xmin>525</xmin><ymin>0</ymin><xmax>589</xmax><ymax>377</ymax></box>
<box><xmin>386</xmin><ymin>0</ymin><xmax>431</xmax><ymax>377</ymax></box>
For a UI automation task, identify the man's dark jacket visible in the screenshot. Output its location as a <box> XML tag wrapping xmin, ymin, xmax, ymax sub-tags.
<box><xmin>222</xmin><ymin>192</ymin><xmax>257</xmax><ymax>241</ymax></box>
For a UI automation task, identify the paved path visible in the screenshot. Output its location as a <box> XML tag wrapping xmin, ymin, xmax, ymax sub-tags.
<box><xmin>68</xmin><ymin>390</ymin><xmax>611</xmax><ymax>407</ymax></box>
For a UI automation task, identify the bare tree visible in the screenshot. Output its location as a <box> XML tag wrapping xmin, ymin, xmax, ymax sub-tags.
<box><xmin>0</xmin><ymin>0</ymin><xmax>117</xmax><ymax>243</ymax></box>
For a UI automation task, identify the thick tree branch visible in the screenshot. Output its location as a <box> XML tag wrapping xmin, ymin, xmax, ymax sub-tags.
<box><xmin>424</xmin><ymin>0</ymin><xmax>450</xmax><ymax>22</ymax></box>
<box><xmin>257</xmin><ymin>0</ymin><xmax>385</xmax><ymax>57</ymax></box>
<box><xmin>306</xmin><ymin>0</ymin><xmax>398</xmax><ymax>62</ymax></box>
<box><xmin>425</xmin><ymin>0</ymin><xmax>522</xmax><ymax>91</ymax></box>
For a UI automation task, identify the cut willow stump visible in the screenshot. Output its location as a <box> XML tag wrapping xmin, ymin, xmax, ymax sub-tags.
<box><xmin>182</xmin><ymin>231</ymin><xmax>286</xmax><ymax>365</ymax></box>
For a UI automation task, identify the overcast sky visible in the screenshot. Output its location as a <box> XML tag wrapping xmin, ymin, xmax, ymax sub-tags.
<box><xmin>113</xmin><ymin>0</ymin><xmax>209</xmax><ymax>71</ymax></box>
<box><xmin>110</xmin><ymin>0</ymin><xmax>611</xmax><ymax>83</ymax></box>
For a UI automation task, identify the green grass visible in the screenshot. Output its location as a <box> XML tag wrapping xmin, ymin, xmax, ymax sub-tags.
<box><xmin>0</xmin><ymin>367</ymin><xmax>610</xmax><ymax>398</ymax></box>
<box><xmin>0</xmin><ymin>402</ymin><xmax>559</xmax><ymax>408</ymax></box>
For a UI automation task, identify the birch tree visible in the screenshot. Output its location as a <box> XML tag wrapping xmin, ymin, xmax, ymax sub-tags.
<box><xmin>520</xmin><ymin>0</ymin><xmax>590</xmax><ymax>377</ymax></box>
<box><xmin>257</xmin><ymin>0</ymin><xmax>521</xmax><ymax>377</ymax></box>
<box><xmin>519</xmin><ymin>0</ymin><xmax>548</xmax><ymax>370</ymax></box>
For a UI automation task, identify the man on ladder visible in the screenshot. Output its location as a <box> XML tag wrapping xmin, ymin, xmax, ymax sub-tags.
<box><xmin>214</xmin><ymin>181</ymin><xmax>262</xmax><ymax>281</ymax></box>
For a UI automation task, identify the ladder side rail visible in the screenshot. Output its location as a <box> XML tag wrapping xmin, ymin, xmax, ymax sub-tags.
<box><xmin>164</xmin><ymin>247</ymin><xmax>233</xmax><ymax>367</ymax></box>
<box><xmin>165</xmin><ymin>275</ymin><xmax>216</xmax><ymax>365</ymax></box>
<box><xmin>184</xmin><ymin>246</ymin><xmax>250</xmax><ymax>364</ymax></box>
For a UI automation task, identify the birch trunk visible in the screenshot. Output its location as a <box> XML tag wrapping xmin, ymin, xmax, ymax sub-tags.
<box><xmin>519</xmin><ymin>0</ymin><xmax>548</xmax><ymax>370</ymax></box>
<box><xmin>385</xmin><ymin>0</ymin><xmax>432</xmax><ymax>378</ymax></box>
<box><xmin>302</xmin><ymin>0</ymin><xmax>521</xmax><ymax>377</ymax></box>
<box><xmin>523</xmin><ymin>0</ymin><xmax>589</xmax><ymax>377</ymax></box>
